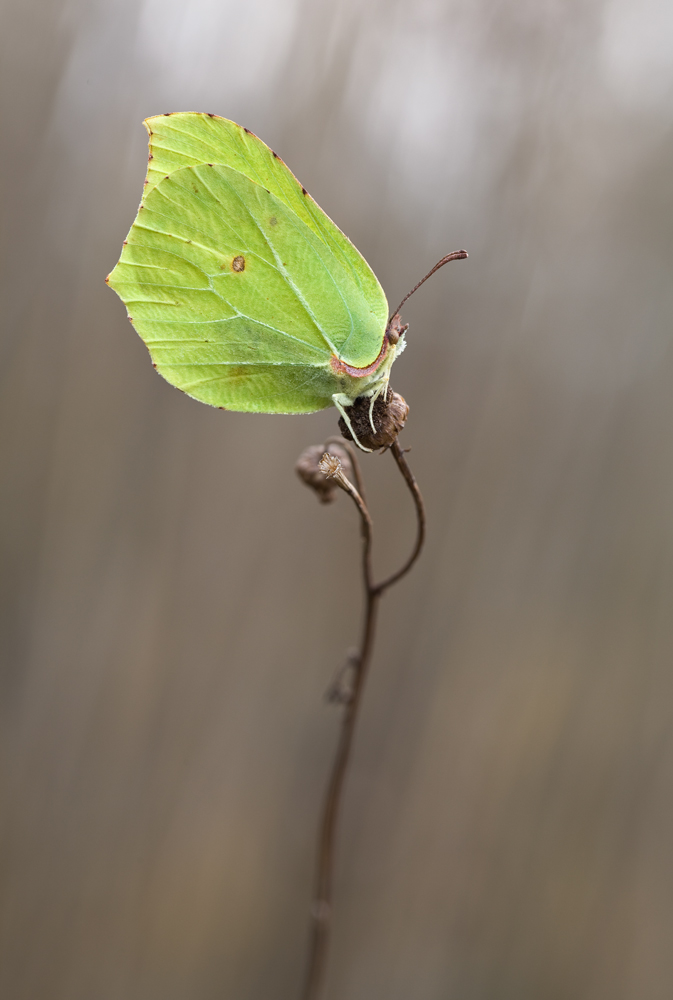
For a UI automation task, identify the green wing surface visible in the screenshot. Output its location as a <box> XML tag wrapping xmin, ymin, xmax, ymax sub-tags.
<box><xmin>107</xmin><ymin>113</ymin><xmax>389</xmax><ymax>414</ymax></box>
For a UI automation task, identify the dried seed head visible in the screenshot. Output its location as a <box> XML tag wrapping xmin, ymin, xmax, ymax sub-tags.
<box><xmin>338</xmin><ymin>388</ymin><xmax>409</xmax><ymax>451</ymax></box>
<box><xmin>318</xmin><ymin>453</ymin><xmax>342</xmax><ymax>478</ymax></box>
<box><xmin>295</xmin><ymin>443</ymin><xmax>353</xmax><ymax>503</ymax></box>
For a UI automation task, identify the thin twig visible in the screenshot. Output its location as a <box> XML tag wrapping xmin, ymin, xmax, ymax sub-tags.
<box><xmin>300</xmin><ymin>437</ymin><xmax>426</xmax><ymax>1000</ymax></box>
<box><xmin>374</xmin><ymin>440</ymin><xmax>426</xmax><ymax>593</ymax></box>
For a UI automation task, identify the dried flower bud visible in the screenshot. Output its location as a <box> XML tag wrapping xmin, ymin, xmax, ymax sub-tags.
<box><xmin>338</xmin><ymin>388</ymin><xmax>409</xmax><ymax>451</ymax></box>
<box><xmin>295</xmin><ymin>443</ymin><xmax>353</xmax><ymax>503</ymax></box>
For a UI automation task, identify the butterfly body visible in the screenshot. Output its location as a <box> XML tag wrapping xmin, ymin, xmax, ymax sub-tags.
<box><xmin>107</xmin><ymin>113</ymin><xmax>402</xmax><ymax>422</ymax></box>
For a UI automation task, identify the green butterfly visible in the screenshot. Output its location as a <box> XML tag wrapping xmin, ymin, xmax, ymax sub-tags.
<box><xmin>107</xmin><ymin>113</ymin><xmax>465</xmax><ymax>446</ymax></box>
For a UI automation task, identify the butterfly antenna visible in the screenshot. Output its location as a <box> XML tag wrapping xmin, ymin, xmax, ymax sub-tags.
<box><xmin>390</xmin><ymin>250</ymin><xmax>468</xmax><ymax>320</ymax></box>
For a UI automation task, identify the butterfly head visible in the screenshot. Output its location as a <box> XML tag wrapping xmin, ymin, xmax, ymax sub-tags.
<box><xmin>385</xmin><ymin>313</ymin><xmax>409</xmax><ymax>346</ymax></box>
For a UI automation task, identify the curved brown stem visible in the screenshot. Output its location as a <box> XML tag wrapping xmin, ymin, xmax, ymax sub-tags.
<box><xmin>300</xmin><ymin>438</ymin><xmax>425</xmax><ymax>1000</ymax></box>
<box><xmin>374</xmin><ymin>440</ymin><xmax>426</xmax><ymax>593</ymax></box>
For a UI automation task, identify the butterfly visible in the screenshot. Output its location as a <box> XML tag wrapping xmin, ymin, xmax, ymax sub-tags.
<box><xmin>106</xmin><ymin>113</ymin><xmax>466</xmax><ymax>447</ymax></box>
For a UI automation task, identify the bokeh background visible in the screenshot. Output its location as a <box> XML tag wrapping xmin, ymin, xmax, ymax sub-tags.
<box><xmin>2</xmin><ymin>1</ymin><xmax>673</xmax><ymax>997</ymax></box>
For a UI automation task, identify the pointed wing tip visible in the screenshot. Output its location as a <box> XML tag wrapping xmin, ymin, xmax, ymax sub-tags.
<box><xmin>143</xmin><ymin>112</ymin><xmax>182</xmax><ymax>135</ymax></box>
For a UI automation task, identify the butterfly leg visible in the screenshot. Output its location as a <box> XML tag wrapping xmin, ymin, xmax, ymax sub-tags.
<box><xmin>363</xmin><ymin>337</ymin><xmax>405</xmax><ymax>433</ymax></box>
<box><xmin>365</xmin><ymin>377</ymin><xmax>391</xmax><ymax>434</ymax></box>
<box><xmin>332</xmin><ymin>394</ymin><xmax>373</xmax><ymax>453</ymax></box>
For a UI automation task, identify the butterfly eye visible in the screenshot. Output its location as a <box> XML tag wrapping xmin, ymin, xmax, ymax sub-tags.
<box><xmin>231</xmin><ymin>255</ymin><xmax>246</xmax><ymax>272</ymax></box>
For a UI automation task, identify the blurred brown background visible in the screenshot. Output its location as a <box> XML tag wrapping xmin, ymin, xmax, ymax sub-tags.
<box><xmin>2</xmin><ymin>1</ymin><xmax>673</xmax><ymax>997</ymax></box>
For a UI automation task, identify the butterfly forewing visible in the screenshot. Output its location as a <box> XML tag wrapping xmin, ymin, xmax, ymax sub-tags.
<box><xmin>108</xmin><ymin>113</ymin><xmax>391</xmax><ymax>414</ymax></box>
<box><xmin>144</xmin><ymin>115</ymin><xmax>388</xmax><ymax>338</ymax></box>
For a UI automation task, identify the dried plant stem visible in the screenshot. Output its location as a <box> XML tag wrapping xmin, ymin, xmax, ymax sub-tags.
<box><xmin>379</xmin><ymin>442</ymin><xmax>426</xmax><ymax>591</ymax></box>
<box><xmin>300</xmin><ymin>438</ymin><xmax>425</xmax><ymax>1000</ymax></box>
